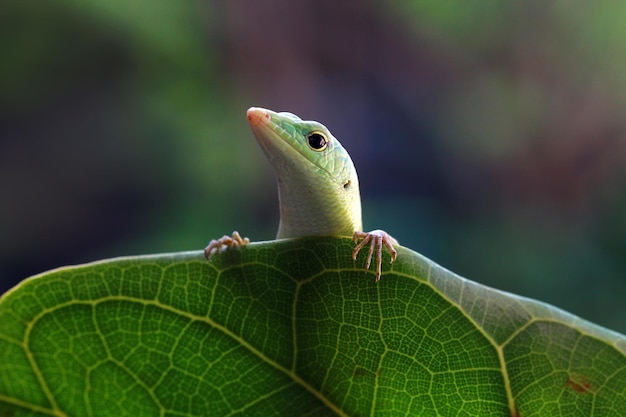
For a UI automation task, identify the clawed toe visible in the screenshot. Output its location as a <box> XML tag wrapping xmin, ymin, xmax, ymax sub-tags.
<box><xmin>204</xmin><ymin>231</ymin><xmax>250</xmax><ymax>261</ymax></box>
<box><xmin>352</xmin><ymin>230</ymin><xmax>398</xmax><ymax>282</ymax></box>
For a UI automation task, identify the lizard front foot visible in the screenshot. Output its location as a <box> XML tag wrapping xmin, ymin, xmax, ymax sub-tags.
<box><xmin>204</xmin><ymin>231</ymin><xmax>250</xmax><ymax>261</ymax></box>
<box><xmin>352</xmin><ymin>230</ymin><xmax>398</xmax><ymax>282</ymax></box>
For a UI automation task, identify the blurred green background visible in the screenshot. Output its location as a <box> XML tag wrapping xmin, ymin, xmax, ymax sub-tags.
<box><xmin>1</xmin><ymin>1</ymin><xmax>625</xmax><ymax>333</ymax></box>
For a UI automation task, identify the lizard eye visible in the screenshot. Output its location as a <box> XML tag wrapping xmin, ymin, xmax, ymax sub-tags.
<box><xmin>306</xmin><ymin>132</ymin><xmax>328</xmax><ymax>151</ymax></box>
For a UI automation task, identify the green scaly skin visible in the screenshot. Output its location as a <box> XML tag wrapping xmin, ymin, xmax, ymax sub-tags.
<box><xmin>205</xmin><ymin>107</ymin><xmax>397</xmax><ymax>282</ymax></box>
<box><xmin>247</xmin><ymin>107</ymin><xmax>362</xmax><ymax>238</ymax></box>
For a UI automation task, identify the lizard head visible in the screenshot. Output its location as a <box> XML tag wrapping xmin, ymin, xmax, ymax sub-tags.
<box><xmin>246</xmin><ymin>107</ymin><xmax>362</xmax><ymax>238</ymax></box>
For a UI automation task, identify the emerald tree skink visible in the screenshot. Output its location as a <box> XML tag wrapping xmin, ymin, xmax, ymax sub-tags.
<box><xmin>205</xmin><ymin>107</ymin><xmax>398</xmax><ymax>282</ymax></box>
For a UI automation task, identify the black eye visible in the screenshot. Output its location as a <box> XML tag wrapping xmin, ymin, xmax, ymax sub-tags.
<box><xmin>307</xmin><ymin>132</ymin><xmax>328</xmax><ymax>150</ymax></box>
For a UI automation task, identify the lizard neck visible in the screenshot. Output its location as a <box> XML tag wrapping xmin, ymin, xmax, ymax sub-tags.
<box><xmin>275</xmin><ymin>171</ymin><xmax>362</xmax><ymax>239</ymax></box>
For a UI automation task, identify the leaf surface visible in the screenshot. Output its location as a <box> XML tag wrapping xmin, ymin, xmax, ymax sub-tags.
<box><xmin>1</xmin><ymin>237</ymin><xmax>625</xmax><ymax>416</ymax></box>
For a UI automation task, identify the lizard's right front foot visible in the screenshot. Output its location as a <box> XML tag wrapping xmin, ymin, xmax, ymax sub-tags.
<box><xmin>204</xmin><ymin>231</ymin><xmax>250</xmax><ymax>261</ymax></box>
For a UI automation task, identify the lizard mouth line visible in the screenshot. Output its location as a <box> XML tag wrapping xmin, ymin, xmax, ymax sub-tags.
<box><xmin>247</xmin><ymin>107</ymin><xmax>335</xmax><ymax>179</ymax></box>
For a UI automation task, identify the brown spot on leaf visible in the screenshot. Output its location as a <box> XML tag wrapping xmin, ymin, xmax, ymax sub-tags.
<box><xmin>566</xmin><ymin>374</ymin><xmax>593</xmax><ymax>393</ymax></box>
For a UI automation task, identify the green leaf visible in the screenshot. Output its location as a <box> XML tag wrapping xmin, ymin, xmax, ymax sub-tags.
<box><xmin>1</xmin><ymin>237</ymin><xmax>625</xmax><ymax>416</ymax></box>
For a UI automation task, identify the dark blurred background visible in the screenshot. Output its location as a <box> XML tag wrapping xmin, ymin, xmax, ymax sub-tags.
<box><xmin>1</xmin><ymin>1</ymin><xmax>625</xmax><ymax>332</ymax></box>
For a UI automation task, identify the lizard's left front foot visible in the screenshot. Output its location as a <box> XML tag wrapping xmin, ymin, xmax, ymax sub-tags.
<box><xmin>204</xmin><ymin>231</ymin><xmax>250</xmax><ymax>261</ymax></box>
<box><xmin>352</xmin><ymin>230</ymin><xmax>398</xmax><ymax>282</ymax></box>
